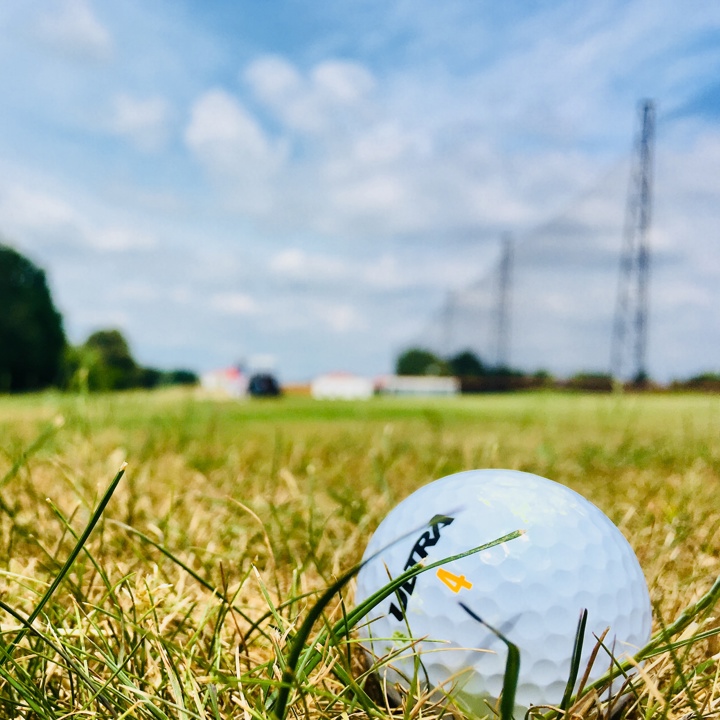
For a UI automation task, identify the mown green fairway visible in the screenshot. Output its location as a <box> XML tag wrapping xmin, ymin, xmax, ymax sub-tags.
<box><xmin>0</xmin><ymin>390</ymin><xmax>718</xmax><ymax>719</ymax></box>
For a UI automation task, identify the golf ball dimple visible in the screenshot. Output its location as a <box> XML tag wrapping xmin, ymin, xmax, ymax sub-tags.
<box><xmin>354</xmin><ymin>469</ymin><xmax>652</xmax><ymax>716</ymax></box>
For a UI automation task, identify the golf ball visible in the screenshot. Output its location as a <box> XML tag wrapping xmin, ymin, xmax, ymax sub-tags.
<box><xmin>355</xmin><ymin>469</ymin><xmax>652</xmax><ymax>716</ymax></box>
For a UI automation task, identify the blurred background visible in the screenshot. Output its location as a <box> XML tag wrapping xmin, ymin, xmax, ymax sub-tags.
<box><xmin>1</xmin><ymin>0</ymin><xmax>719</xmax><ymax>388</ymax></box>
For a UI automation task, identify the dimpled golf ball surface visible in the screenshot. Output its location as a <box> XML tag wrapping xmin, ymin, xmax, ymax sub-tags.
<box><xmin>355</xmin><ymin>470</ymin><xmax>651</xmax><ymax>716</ymax></box>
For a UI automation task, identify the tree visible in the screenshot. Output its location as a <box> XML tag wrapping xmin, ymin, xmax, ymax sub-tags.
<box><xmin>396</xmin><ymin>348</ymin><xmax>449</xmax><ymax>376</ymax></box>
<box><xmin>83</xmin><ymin>329</ymin><xmax>139</xmax><ymax>391</ymax></box>
<box><xmin>448</xmin><ymin>350</ymin><xmax>485</xmax><ymax>377</ymax></box>
<box><xmin>165</xmin><ymin>369</ymin><xmax>198</xmax><ymax>386</ymax></box>
<box><xmin>0</xmin><ymin>244</ymin><xmax>66</xmax><ymax>392</ymax></box>
<box><xmin>63</xmin><ymin>329</ymin><xmax>199</xmax><ymax>392</ymax></box>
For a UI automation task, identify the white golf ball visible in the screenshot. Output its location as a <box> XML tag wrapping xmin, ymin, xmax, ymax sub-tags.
<box><xmin>355</xmin><ymin>469</ymin><xmax>652</xmax><ymax>716</ymax></box>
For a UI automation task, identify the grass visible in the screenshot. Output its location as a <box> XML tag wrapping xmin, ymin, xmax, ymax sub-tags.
<box><xmin>0</xmin><ymin>389</ymin><xmax>718</xmax><ymax>719</ymax></box>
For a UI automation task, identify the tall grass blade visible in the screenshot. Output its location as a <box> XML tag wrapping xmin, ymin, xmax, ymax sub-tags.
<box><xmin>652</xmin><ymin>607</ymin><xmax>702</xmax><ymax>719</ymax></box>
<box><xmin>573</xmin><ymin>626</ymin><xmax>609</xmax><ymax>711</ymax></box>
<box><xmin>579</xmin><ymin>574</ymin><xmax>720</xmax><ymax>699</ymax></box>
<box><xmin>638</xmin><ymin>574</ymin><xmax>720</xmax><ymax>661</ymax></box>
<box><xmin>321</xmin><ymin>529</ymin><xmax>524</xmax><ymax>667</ymax></box>
<box><xmin>271</xmin><ymin>525</ymin><xmax>523</xmax><ymax>720</ymax></box>
<box><xmin>642</xmin><ymin>624</ymin><xmax>720</xmax><ymax>657</ymax></box>
<box><xmin>0</xmin><ymin>597</ymin><xmax>115</xmax><ymax>710</ymax></box>
<box><xmin>0</xmin><ymin>462</ymin><xmax>126</xmax><ymax>665</ymax></box>
<box><xmin>0</xmin><ymin>415</ymin><xmax>64</xmax><ymax>516</ymax></box>
<box><xmin>560</xmin><ymin>607</ymin><xmax>588</xmax><ymax>712</ymax></box>
<box><xmin>459</xmin><ymin>601</ymin><xmax>520</xmax><ymax>720</ymax></box>
<box><xmin>206</xmin><ymin>684</ymin><xmax>222</xmax><ymax>720</ymax></box>
<box><xmin>0</xmin><ymin>632</ymin><xmax>56</xmax><ymax>716</ymax></box>
<box><xmin>0</xmin><ymin>415</ymin><xmax>64</xmax><ymax>493</ymax></box>
<box><xmin>114</xmin><ymin>520</ymin><xmax>258</xmax><ymax>629</ymax></box>
<box><xmin>242</xmin><ymin>589</ymin><xmax>318</xmax><ymax>646</ymax></box>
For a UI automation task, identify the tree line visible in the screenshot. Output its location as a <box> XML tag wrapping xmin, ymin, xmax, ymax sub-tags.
<box><xmin>0</xmin><ymin>243</ymin><xmax>197</xmax><ymax>393</ymax></box>
<box><xmin>394</xmin><ymin>347</ymin><xmax>543</xmax><ymax>392</ymax></box>
<box><xmin>395</xmin><ymin>347</ymin><xmax>720</xmax><ymax>393</ymax></box>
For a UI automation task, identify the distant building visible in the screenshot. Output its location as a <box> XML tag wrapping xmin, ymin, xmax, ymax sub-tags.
<box><xmin>248</xmin><ymin>373</ymin><xmax>281</xmax><ymax>397</ymax></box>
<box><xmin>311</xmin><ymin>372</ymin><xmax>375</xmax><ymax>400</ymax></box>
<box><xmin>375</xmin><ymin>375</ymin><xmax>460</xmax><ymax>396</ymax></box>
<box><xmin>199</xmin><ymin>367</ymin><xmax>248</xmax><ymax>398</ymax></box>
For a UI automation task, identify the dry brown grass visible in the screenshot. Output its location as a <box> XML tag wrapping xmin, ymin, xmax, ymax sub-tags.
<box><xmin>0</xmin><ymin>389</ymin><xmax>718</xmax><ymax>719</ymax></box>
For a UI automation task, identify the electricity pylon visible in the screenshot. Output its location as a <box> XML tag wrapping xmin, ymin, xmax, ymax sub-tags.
<box><xmin>611</xmin><ymin>100</ymin><xmax>655</xmax><ymax>384</ymax></box>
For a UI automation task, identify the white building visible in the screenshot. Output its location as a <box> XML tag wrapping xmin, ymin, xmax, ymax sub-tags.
<box><xmin>375</xmin><ymin>375</ymin><xmax>460</xmax><ymax>396</ymax></box>
<box><xmin>311</xmin><ymin>372</ymin><xmax>375</xmax><ymax>400</ymax></box>
<box><xmin>200</xmin><ymin>367</ymin><xmax>248</xmax><ymax>398</ymax></box>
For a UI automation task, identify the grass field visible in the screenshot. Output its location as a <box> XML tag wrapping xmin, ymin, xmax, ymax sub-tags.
<box><xmin>0</xmin><ymin>389</ymin><xmax>718</xmax><ymax>719</ymax></box>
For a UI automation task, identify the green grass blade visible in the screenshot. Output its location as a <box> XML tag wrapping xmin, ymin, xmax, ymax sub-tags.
<box><xmin>0</xmin><ymin>597</ymin><xmax>117</xmax><ymax>711</ymax></box>
<box><xmin>0</xmin><ymin>462</ymin><xmax>126</xmax><ymax>666</ymax></box>
<box><xmin>242</xmin><ymin>589</ymin><xmax>319</xmax><ymax>646</ymax></box>
<box><xmin>272</xmin><ymin>526</ymin><xmax>523</xmax><ymax>720</ymax></box>
<box><xmin>205</xmin><ymin>684</ymin><xmax>222</xmax><ymax>720</ymax></box>
<box><xmin>113</xmin><ymin>520</ymin><xmax>258</xmax><ymax>630</ymax></box>
<box><xmin>560</xmin><ymin>607</ymin><xmax>588</xmax><ymax>711</ymax></box>
<box><xmin>0</xmin><ymin>415</ymin><xmax>64</xmax><ymax>494</ymax></box>
<box><xmin>0</xmin><ymin>632</ymin><xmax>56</xmax><ymax>716</ymax></box>
<box><xmin>460</xmin><ymin>601</ymin><xmax>520</xmax><ymax>720</ymax></box>
<box><xmin>642</xmin><ymin>625</ymin><xmax>720</xmax><ymax>658</ymax></box>
<box><xmin>637</xmin><ymin>574</ymin><xmax>720</xmax><ymax>661</ymax></box>
<box><xmin>578</xmin><ymin>573</ymin><xmax>720</xmax><ymax>700</ymax></box>
<box><xmin>0</xmin><ymin>415</ymin><xmax>64</xmax><ymax>517</ymax></box>
<box><xmin>652</xmin><ymin>607</ymin><xmax>702</xmax><ymax>719</ymax></box>
<box><xmin>324</xmin><ymin>529</ymin><xmax>524</xmax><ymax>659</ymax></box>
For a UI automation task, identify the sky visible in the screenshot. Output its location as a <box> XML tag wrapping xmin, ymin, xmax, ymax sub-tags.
<box><xmin>0</xmin><ymin>0</ymin><xmax>719</xmax><ymax>383</ymax></box>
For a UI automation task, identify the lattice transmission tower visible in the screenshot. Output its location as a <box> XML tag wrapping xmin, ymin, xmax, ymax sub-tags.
<box><xmin>610</xmin><ymin>100</ymin><xmax>655</xmax><ymax>383</ymax></box>
<box><xmin>495</xmin><ymin>233</ymin><xmax>513</xmax><ymax>369</ymax></box>
<box><xmin>441</xmin><ymin>290</ymin><xmax>456</xmax><ymax>353</ymax></box>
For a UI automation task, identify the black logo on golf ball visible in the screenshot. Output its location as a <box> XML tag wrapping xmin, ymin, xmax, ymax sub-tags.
<box><xmin>388</xmin><ymin>514</ymin><xmax>454</xmax><ymax>621</ymax></box>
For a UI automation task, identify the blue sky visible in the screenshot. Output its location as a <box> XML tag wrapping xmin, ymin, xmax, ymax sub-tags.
<box><xmin>1</xmin><ymin>0</ymin><xmax>719</xmax><ymax>381</ymax></box>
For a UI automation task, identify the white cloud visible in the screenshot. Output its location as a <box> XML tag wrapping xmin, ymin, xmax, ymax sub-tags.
<box><xmin>73</xmin><ymin>307</ymin><xmax>131</xmax><ymax>333</ymax></box>
<box><xmin>349</xmin><ymin>122</ymin><xmax>431</xmax><ymax>166</ymax></box>
<box><xmin>268</xmin><ymin>247</ymin><xmax>483</xmax><ymax>292</ymax></box>
<box><xmin>244</xmin><ymin>55</ymin><xmax>301</xmax><ymax>104</ymax></box>
<box><xmin>0</xmin><ymin>185</ymin><xmax>77</xmax><ymax>232</ymax></box>
<box><xmin>116</xmin><ymin>281</ymin><xmax>160</xmax><ymax>303</ymax></box>
<box><xmin>0</xmin><ymin>182</ymin><xmax>155</xmax><ymax>252</ymax></box>
<box><xmin>227</xmin><ymin>49</ymin><xmax>620</xmax><ymax>240</ymax></box>
<box><xmin>330</xmin><ymin>174</ymin><xmax>407</xmax><ymax>218</ymax></box>
<box><xmin>312</xmin><ymin>60</ymin><xmax>375</xmax><ymax>105</ymax></box>
<box><xmin>37</xmin><ymin>0</ymin><xmax>112</xmax><ymax>60</ymax></box>
<box><xmin>315</xmin><ymin>303</ymin><xmax>365</xmax><ymax>333</ymax></box>
<box><xmin>185</xmin><ymin>89</ymin><xmax>279</xmax><ymax>172</ymax></box>
<box><xmin>184</xmin><ymin>89</ymin><xmax>285</xmax><ymax>212</ymax></box>
<box><xmin>209</xmin><ymin>292</ymin><xmax>259</xmax><ymax>316</ymax></box>
<box><xmin>361</xmin><ymin>254</ymin><xmax>405</xmax><ymax>289</ymax></box>
<box><xmin>94</xmin><ymin>227</ymin><xmax>155</xmax><ymax>251</ymax></box>
<box><xmin>108</xmin><ymin>93</ymin><xmax>170</xmax><ymax>151</ymax></box>
<box><xmin>269</xmin><ymin>248</ymin><xmax>349</xmax><ymax>281</ymax></box>
<box><xmin>244</xmin><ymin>55</ymin><xmax>375</xmax><ymax>133</ymax></box>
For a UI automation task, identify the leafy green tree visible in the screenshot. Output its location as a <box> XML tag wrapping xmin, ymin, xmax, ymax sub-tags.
<box><xmin>567</xmin><ymin>372</ymin><xmax>613</xmax><ymax>392</ymax></box>
<box><xmin>448</xmin><ymin>350</ymin><xmax>485</xmax><ymax>377</ymax></box>
<box><xmin>165</xmin><ymin>369</ymin><xmax>198</xmax><ymax>386</ymax></box>
<box><xmin>396</xmin><ymin>348</ymin><xmax>449</xmax><ymax>376</ymax></box>
<box><xmin>0</xmin><ymin>244</ymin><xmax>66</xmax><ymax>392</ymax></box>
<box><xmin>64</xmin><ymin>330</ymin><xmax>199</xmax><ymax>392</ymax></box>
<box><xmin>137</xmin><ymin>367</ymin><xmax>163</xmax><ymax>389</ymax></box>
<box><xmin>83</xmin><ymin>329</ymin><xmax>139</xmax><ymax>391</ymax></box>
<box><xmin>137</xmin><ymin>368</ymin><xmax>199</xmax><ymax>388</ymax></box>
